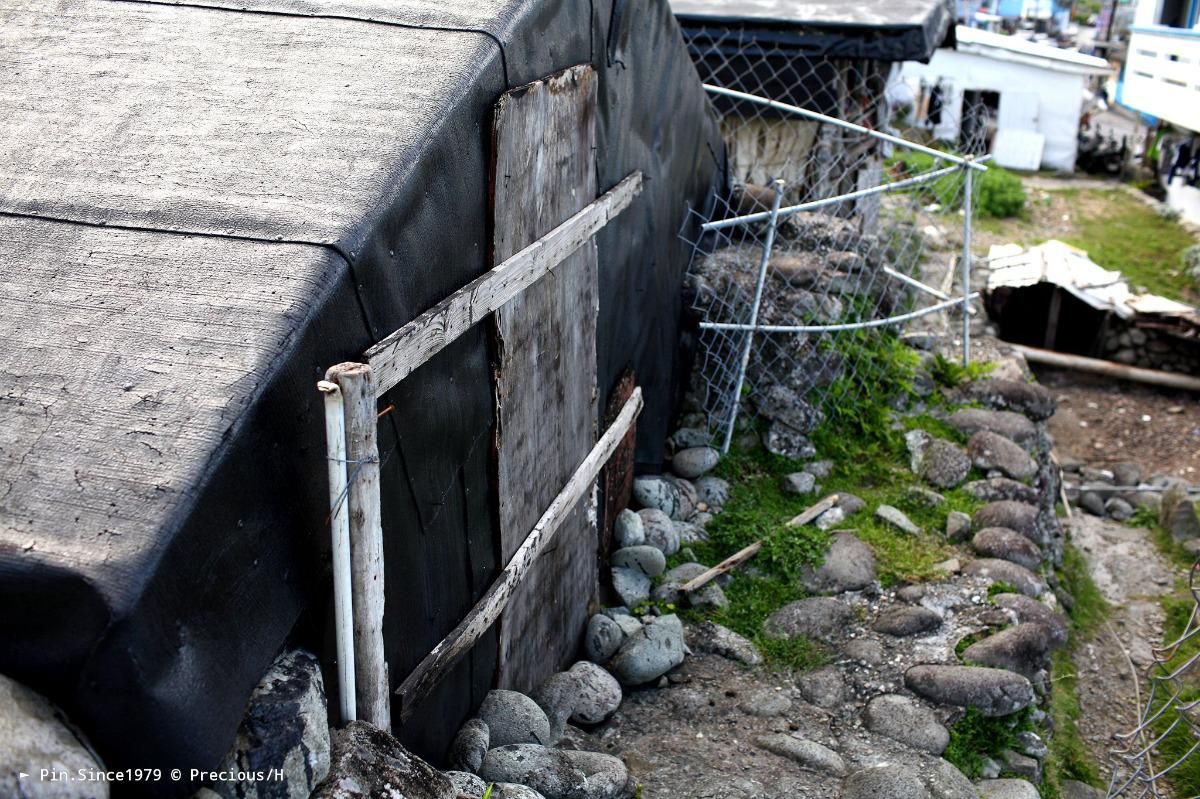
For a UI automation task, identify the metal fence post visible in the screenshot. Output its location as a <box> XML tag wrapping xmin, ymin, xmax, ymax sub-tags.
<box><xmin>318</xmin><ymin>379</ymin><xmax>357</xmax><ymax>724</ymax></box>
<box><xmin>721</xmin><ymin>179</ymin><xmax>785</xmax><ymax>454</ymax></box>
<box><xmin>961</xmin><ymin>159</ymin><xmax>974</xmax><ymax>366</ymax></box>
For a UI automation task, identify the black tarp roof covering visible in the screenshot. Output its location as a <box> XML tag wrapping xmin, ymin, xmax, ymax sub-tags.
<box><xmin>672</xmin><ymin>0</ymin><xmax>957</xmax><ymax>62</ymax></box>
<box><xmin>0</xmin><ymin>0</ymin><xmax>723</xmax><ymax>793</ymax></box>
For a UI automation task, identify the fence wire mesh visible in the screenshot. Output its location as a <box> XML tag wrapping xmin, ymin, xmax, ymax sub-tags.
<box><xmin>678</xmin><ymin>26</ymin><xmax>990</xmax><ymax>454</ymax></box>
<box><xmin>1107</xmin><ymin>559</ymin><xmax>1200</xmax><ymax>799</ymax></box>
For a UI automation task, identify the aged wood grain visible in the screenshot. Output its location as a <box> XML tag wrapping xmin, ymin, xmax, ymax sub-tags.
<box><xmin>363</xmin><ymin>172</ymin><xmax>641</xmax><ymax>397</ymax></box>
<box><xmin>492</xmin><ymin>64</ymin><xmax>600</xmax><ymax>693</ymax></box>
<box><xmin>326</xmin><ymin>362</ymin><xmax>390</xmax><ymax>731</ymax></box>
<box><xmin>395</xmin><ymin>388</ymin><xmax>642</xmax><ymax>719</ymax></box>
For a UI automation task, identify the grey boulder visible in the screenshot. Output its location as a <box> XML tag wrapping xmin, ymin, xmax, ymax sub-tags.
<box><xmin>632</xmin><ymin>476</ymin><xmax>683</xmax><ymax>519</ymax></box>
<box><xmin>842</xmin><ymin>765</ymin><xmax>931</xmax><ymax>799</ymax></box>
<box><xmin>991</xmin><ymin>594</ymin><xmax>1069</xmax><ymax>649</ymax></box>
<box><xmin>686</xmin><ymin>621</ymin><xmax>762</xmax><ymax>667</ymax></box>
<box><xmin>611</xmin><ymin>546</ymin><xmax>666</xmax><ymax>578</ymax></box>
<box><xmin>975</xmin><ymin>779</ymin><xmax>1041</xmax><ymax>799</ymax></box>
<box><xmin>960</xmin><ymin>623</ymin><xmax>1060</xmax><ymax>678</ymax></box>
<box><xmin>609</xmin><ymin>614</ymin><xmax>686</xmax><ymax>686</ymax></box>
<box><xmin>583</xmin><ymin>614</ymin><xmax>626</xmax><ymax>664</ymax></box>
<box><xmin>312</xmin><ymin>721</ymin><xmax>454</xmax><ymax>799</ymax></box>
<box><xmin>611</xmin><ymin>566</ymin><xmax>651</xmax><ymax>608</ymax></box>
<box><xmin>448</xmin><ymin>718</ymin><xmax>489</xmax><ymax>773</ymax></box>
<box><xmin>694</xmin><ymin>476</ymin><xmax>731</xmax><ymax>510</ymax></box>
<box><xmin>960</xmin><ymin>379</ymin><xmax>1056</xmax><ymax>421</ymax></box>
<box><xmin>947</xmin><ymin>408</ymin><xmax>1037</xmax><ymax>446</ymax></box>
<box><xmin>904</xmin><ymin>665</ymin><xmax>1035</xmax><ymax>716</ymax></box>
<box><xmin>946</xmin><ymin>510</ymin><xmax>972</xmax><ymax>541</ymax></box>
<box><xmin>566</xmin><ymin>661</ymin><xmax>622</xmax><ymax>725</ymax></box>
<box><xmin>765</xmin><ymin>422</ymin><xmax>817</xmax><ymax>460</ymax></box>
<box><xmin>755</xmin><ymin>384</ymin><xmax>823</xmax><ymax>434</ymax></box>
<box><xmin>764</xmin><ymin>597</ymin><xmax>854</xmax><ymax>643</ymax></box>
<box><xmin>0</xmin><ymin>672</ymin><xmax>110</xmax><ymax>799</ymax></box>
<box><xmin>652</xmin><ymin>562</ymin><xmax>727</xmax><ymax>610</ymax></box>
<box><xmin>754</xmin><ymin>734</ymin><xmax>846</xmax><ymax>776</ymax></box>
<box><xmin>800</xmin><ymin>532</ymin><xmax>876</xmax><ymax>594</ymax></box>
<box><xmin>964</xmin><ymin>478</ymin><xmax>1040</xmax><ymax>505</ymax></box>
<box><xmin>613</xmin><ymin>509</ymin><xmax>645</xmax><ymax>548</ymax></box>
<box><xmin>971</xmin><ymin>527</ymin><xmax>1043</xmax><ymax>571</ymax></box>
<box><xmin>478</xmin><ymin>745</ymin><xmax>633</xmax><ymax>799</ymax></box>
<box><xmin>797</xmin><ymin>666</ymin><xmax>846</xmax><ymax>708</ymax></box>
<box><xmin>968</xmin><ymin>431</ymin><xmax>1037</xmax><ymax>482</ymax></box>
<box><xmin>872</xmin><ymin>606</ymin><xmax>942</xmax><ymax>637</ymax></box>
<box><xmin>638</xmin><ymin>509</ymin><xmax>680</xmax><ymax>555</ymax></box>
<box><xmin>781</xmin><ymin>471</ymin><xmax>817</xmax><ymax>495</ymax></box>
<box><xmin>447</xmin><ymin>771</ymin><xmax>488</xmax><ymax>798</ymax></box>
<box><xmin>876</xmin><ymin>504</ymin><xmax>921</xmax><ymax>535</ymax></box>
<box><xmin>863</xmin><ymin>694</ymin><xmax>950</xmax><ymax>754</ymax></box>
<box><xmin>919</xmin><ymin>439</ymin><xmax>972</xmax><ymax>489</ymax></box>
<box><xmin>673</xmin><ymin>447</ymin><xmax>719</xmax><ymax>479</ymax></box>
<box><xmin>963</xmin><ymin>559</ymin><xmax>1046</xmax><ymax>598</ymax></box>
<box><xmin>478</xmin><ymin>690</ymin><xmax>552</xmax><ymax>747</ymax></box>
<box><xmin>972</xmin><ymin>501</ymin><xmax>1041</xmax><ymax>545</ymax></box>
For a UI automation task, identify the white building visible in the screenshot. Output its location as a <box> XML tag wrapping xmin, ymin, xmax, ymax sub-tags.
<box><xmin>901</xmin><ymin>26</ymin><xmax>1111</xmax><ymax>171</ymax></box>
<box><xmin>1121</xmin><ymin>0</ymin><xmax>1200</xmax><ymax>223</ymax></box>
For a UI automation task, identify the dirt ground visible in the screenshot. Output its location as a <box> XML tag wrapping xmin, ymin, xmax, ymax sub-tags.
<box><xmin>1038</xmin><ymin>367</ymin><xmax>1200</xmax><ymax>481</ymax></box>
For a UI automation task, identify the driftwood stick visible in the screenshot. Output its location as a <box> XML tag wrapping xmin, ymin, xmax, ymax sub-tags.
<box><xmin>680</xmin><ymin>541</ymin><xmax>762</xmax><ymax>594</ymax></box>
<box><xmin>365</xmin><ymin>172</ymin><xmax>642</xmax><ymax>397</ymax></box>
<box><xmin>785</xmin><ymin>494</ymin><xmax>840</xmax><ymax>527</ymax></box>
<box><xmin>326</xmin><ymin>362</ymin><xmax>391</xmax><ymax>732</ymax></box>
<box><xmin>395</xmin><ymin>387</ymin><xmax>644</xmax><ymax>721</ymax></box>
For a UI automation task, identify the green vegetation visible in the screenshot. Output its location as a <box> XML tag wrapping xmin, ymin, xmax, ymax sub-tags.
<box><xmin>1057</xmin><ymin>190</ymin><xmax>1197</xmax><ymax>301</ymax></box>
<box><xmin>927</xmin><ymin>352</ymin><xmax>995</xmax><ymax>390</ymax></box>
<box><xmin>1039</xmin><ymin>544</ymin><xmax>1110</xmax><ymax>795</ymax></box>
<box><xmin>888</xmin><ymin>151</ymin><xmax>1026</xmax><ymax>218</ymax></box>
<box><xmin>944</xmin><ymin>707</ymin><xmax>1035</xmax><ymax>778</ymax></box>
<box><xmin>986</xmin><ymin>581</ymin><xmax>1020</xmax><ymax>600</ymax></box>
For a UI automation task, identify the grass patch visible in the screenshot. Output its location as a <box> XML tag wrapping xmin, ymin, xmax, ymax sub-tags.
<box><xmin>1057</xmin><ymin>544</ymin><xmax>1109</xmax><ymax>638</ymax></box>
<box><xmin>1043</xmin><ymin>650</ymin><xmax>1102</xmax><ymax>796</ymax></box>
<box><xmin>1056</xmin><ymin>190</ymin><xmax>1196</xmax><ymax>301</ymax></box>
<box><xmin>987</xmin><ymin>581</ymin><xmax>1020</xmax><ymax>600</ymax></box>
<box><xmin>943</xmin><ymin>707</ymin><xmax>1035</xmax><ymax>778</ymax></box>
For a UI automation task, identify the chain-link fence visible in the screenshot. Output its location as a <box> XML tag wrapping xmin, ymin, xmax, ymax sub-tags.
<box><xmin>1107</xmin><ymin>559</ymin><xmax>1200</xmax><ymax>798</ymax></box>
<box><xmin>679</xmin><ymin>29</ymin><xmax>991</xmax><ymax>453</ymax></box>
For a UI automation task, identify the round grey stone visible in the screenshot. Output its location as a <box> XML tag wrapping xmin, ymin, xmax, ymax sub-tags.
<box><xmin>947</xmin><ymin>408</ymin><xmax>1037</xmax><ymax>446</ymax></box>
<box><xmin>872</xmin><ymin>606</ymin><xmax>942</xmax><ymax>637</ymax></box>
<box><xmin>754</xmin><ymin>734</ymin><xmax>846</xmax><ymax>777</ymax></box>
<box><xmin>530</xmin><ymin>671</ymin><xmax>578</xmax><ymax>745</ymax></box>
<box><xmin>478</xmin><ymin>690</ymin><xmax>552</xmax><ymax>747</ymax></box>
<box><xmin>566</xmin><ymin>661</ymin><xmax>622</xmax><ymax>725</ymax></box>
<box><xmin>737</xmin><ymin>689</ymin><xmax>792</xmax><ymax>717</ymax></box>
<box><xmin>670</xmin><ymin>427</ymin><xmax>712</xmax><ymax>450</ymax></box>
<box><xmin>960</xmin><ymin>623</ymin><xmax>1059</xmax><ymax>678</ymax></box>
<box><xmin>1105</xmin><ymin>497</ymin><xmax>1134</xmax><ymax>521</ymax></box>
<box><xmin>991</xmin><ymin>594</ymin><xmax>1068</xmax><ymax>649</ymax></box>
<box><xmin>968</xmin><ymin>431</ymin><xmax>1037</xmax><ymax>481</ymax></box>
<box><xmin>447</xmin><ymin>770</ymin><xmax>488</xmax><ymax>798</ymax></box>
<box><xmin>493</xmin><ymin>784</ymin><xmax>548</xmax><ymax>799</ymax></box>
<box><xmin>613</xmin><ymin>509</ymin><xmax>645</xmax><ymax>548</ymax></box>
<box><xmin>800</xmin><ymin>532</ymin><xmax>876</xmax><ymax>594</ymax></box>
<box><xmin>584</xmin><ymin>613</ymin><xmax>625</xmax><ymax>664</ymax></box>
<box><xmin>763</xmin><ymin>597</ymin><xmax>854</xmax><ymax>643</ymax></box>
<box><xmin>602</xmin><ymin>608</ymin><xmax>644</xmax><ymax>637</ymax></box>
<box><xmin>673</xmin><ymin>447</ymin><xmax>720</xmax><ymax>479</ymax></box>
<box><xmin>863</xmin><ymin>694</ymin><xmax>949</xmax><ymax>754</ymax></box>
<box><xmin>964</xmin><ymin>479</ymin><xmax>1040</xmax><ymax>505</ymax></box>
<box><xmin>611</xmin><ymin>546</ymin><xmax>666</xmax><ymax>578</ymax></box>
<box><xmin>838</xmin><ymin>493</ymin><xmax>867</xmax><ymax>515</ymax></box>
<box><xmin>685</xmin><ymin>621</ymin><xmax>762</xmax><ymax>667</ymax></box>
<box><xmin>946</xmin><ymin>510</ymin><xmax>972</xmax><ymax>541</ymax></box>
<box><xmin>611</xmin><ymin>565</ymin><xmax>651</xmax><ymax>608</ymax></box>
<box><xmin>975</xmin><ymin>778</ymin><xmax>1041</xmax><ymax>799</ymax></box>
<box><xmin>972</xmin><ymin>501</ymin><xmax>1041</xmax><ymax>544</ymax></box>
<box><xmin>449</xmin><ymin>717</ymin><xmax>490</xmax><ymax>772</ymax></box>
<box><xmin>797</xmin><ymin>666</ymin><xmax>846</xmax><ymax>708</ymax></box>
<box><xmin>876</xmin><ymin>504</ymin><xmax>921</xmax><ymax>534</ymax></box>
<box><xmin>814</xmin><ymin>506</ymin><xmax>847</xmax><ymax>531</ymax></box>
<box><xmin>972</xmin><ymin>527</ymin><xmax>1043</xmax><ymax>571</ymax></box>
<box><xmin>1079</xmin><ymin>491</ymin><xmax>1106</xmax><ymax>516</ymax></box>
<box><xmin>638</xmin><ymin>508</ymin><xmax>680</xmax><ymax>555</ymax></box>
<box><xmin>479</xmin><ymin>745</ymin><xmax>631</xmax><ymax>799</ymax></box>
<box><xmin>1113</xmin><ymin>461</ymin><xmax>1142</xmax><ymax>487</ymax></box>
<box><xmin>960</xmin><ymin>379</ymin><xmax>1056</xmax><ymax>421</ymax></box>
<box><xmin>841</xmin><ymin>637</ymin><xmax>884</xmax><ymax>665</ymax></box>
<box><xmin>904</xmin><ymin>665</ymin><xmax>1035</xmax><ymax>716</ymax></box>
<box><xmin>0</xmin><ymin>673</ymin><xmax>110</xmax><ymax>799</ymax></box>
<box><xmin>780</xmin><ymin>471</ymin><xmax>816</xmax><ymax>495</ymax></box>
<box><xmin>963</xmin><ymin>559</ymin><xmax>1046</xmax><ymax>598</ymax></box>
<box><xmin>842</xmin><ymin>765</ymin><xmax>931</xmax><ymax>799</ymax></box>
<box><xmin>632</xmin><ymin>476</ymin><xmax>682</xmax><ymax>518</ymax></box>
<box><xmin>919</xmin><ymin>439</ymin><xmax>972</xmax><ymax>489</ymax></box>
<box><xmin>609</xmin><ymin>614</ymin><xmax>686</xmax><ymax>686</ymax></box>
<box><xmin>805</xmin><ymin>459</ymin><xmax>835</xmax><ymax>478</ymax></box>
<box><xmin>694</xmin><ymin>476</ymin><xmax>730</xmax><ymax>509</ymax></box>
<box><xmin>663</xmin><ymin>475</ymin><xmax>697</xmax><ymax>520</ymax></box>
<box><xmin>922</xmin><ymin>758</ymin><xmax>977</xmax><ymax>799</ymax></box>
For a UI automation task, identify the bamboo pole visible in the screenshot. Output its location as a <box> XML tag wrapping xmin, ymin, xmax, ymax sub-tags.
<box><xmin>325</xmin><ymin>362</ymin><xmax>390</xmax><ymax>731</ymax></box>
<box><xmin>318</xmin><ymin>379</ymin><xmax>356</xmax><ymax>723</ymax></box>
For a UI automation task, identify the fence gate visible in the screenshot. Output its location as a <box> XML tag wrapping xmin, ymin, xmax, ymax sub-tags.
<box><xmin>491</xmin><ymin>64</ymin><xmax>601</xmax><ymax>693</ymax></box>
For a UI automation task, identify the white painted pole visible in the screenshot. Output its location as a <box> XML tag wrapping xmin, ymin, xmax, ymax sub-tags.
<box><xmin>325</xmin><ymin>362</ymin><xmax>391</xmax><ymax>731</ymax></box>
<box><xmin>318</xmin><ymin>379</ymin><xmax>356</xmax><ymax>724</ymax></box>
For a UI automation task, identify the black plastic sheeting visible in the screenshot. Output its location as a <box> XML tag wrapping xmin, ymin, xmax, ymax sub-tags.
<box><xmin>674</xmin><ymin>0</ymin><xmax>957</xmax><ymax>64</ymax></box>
<box><xmin>0</xmin><ymin>0</ymin><xmax>723</xmax><ymax>794</ymax></box>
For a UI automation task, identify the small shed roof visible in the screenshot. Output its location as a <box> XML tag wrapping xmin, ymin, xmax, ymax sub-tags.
<box><xmin>670</xmin><ymin>0</ymin><xmax>956</xmax><ymax>61</ymax></box>
<box><xmin>955</xmin><ymin>25</ymin><xmax>1112</xmax><ymax>74</ymax></box>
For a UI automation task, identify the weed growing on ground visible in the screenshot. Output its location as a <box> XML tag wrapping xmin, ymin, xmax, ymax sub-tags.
<box><xmin>943</xmin><ymin>707</ymin><xmax>1035</xmax><ymax>778</ymax></box>
<box><xmin>927</xmin><ymin>353</ymin><xmax>996</xmax><ymax>390</ymax></box>
<box><xmin>986</xmin><ymin>581</ymin><xmax>1020</xmax><ymax>600</ymax></box>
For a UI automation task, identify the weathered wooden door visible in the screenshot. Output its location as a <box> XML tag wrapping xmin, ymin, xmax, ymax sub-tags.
<box><xmin>490</xmin><ymin>64</ymin><xmax>600</xmax><ymax>692</ymax></box>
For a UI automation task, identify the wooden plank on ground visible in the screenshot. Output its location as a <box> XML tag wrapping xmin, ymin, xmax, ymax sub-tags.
<box><xmin>395</xmin><ymin>389</ymin><xmax>643</xmax><ymax>719</ymax></box>
<box><xmin>492</xmin><ymin>63</ymin><xmax>600</xmax><ymax>693</ymax></box>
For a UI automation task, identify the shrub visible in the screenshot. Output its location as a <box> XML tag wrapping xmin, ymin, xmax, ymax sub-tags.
<box><xmin>888</xmin><ymin>151</ymin><xmax>1026</xmax><ymax>218</ymax></box>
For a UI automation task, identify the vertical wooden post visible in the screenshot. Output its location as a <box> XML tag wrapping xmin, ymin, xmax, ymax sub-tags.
<box><xmin>318</xmin><ymin>379</ymin><xmax>356</xmax><ymax>724</ymax></box>
<box><xmin>325</xmin><ymin>362</ymin><xmax>391</xmax><ymax>731</ymax></box>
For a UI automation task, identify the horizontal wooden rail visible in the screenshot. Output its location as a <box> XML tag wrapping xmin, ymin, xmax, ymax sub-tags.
<box><xmin>365</xmin><ymin>172</ymin><xmax>643</xmax><ymax>397</ymax></box>
<box><xmin>394</xmin><ymin>386</ymin><xmax>644</xmax><ymax>721</ymax></box>
<box><xmin>1010</xmin><ymin>343</ymin><xmax>1200</xmax><ymax>393</ymax></box>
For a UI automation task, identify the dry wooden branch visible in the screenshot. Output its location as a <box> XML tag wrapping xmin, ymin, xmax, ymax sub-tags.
<box><xmin>1010</xmin><ymin>343</ymin><xmax>1200</xmax><ymax>393</ymax></box>
<box><xmin>785</xmin><ymin>494</ymin><xmax>840</xmax><ymax>527</ymax></box>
